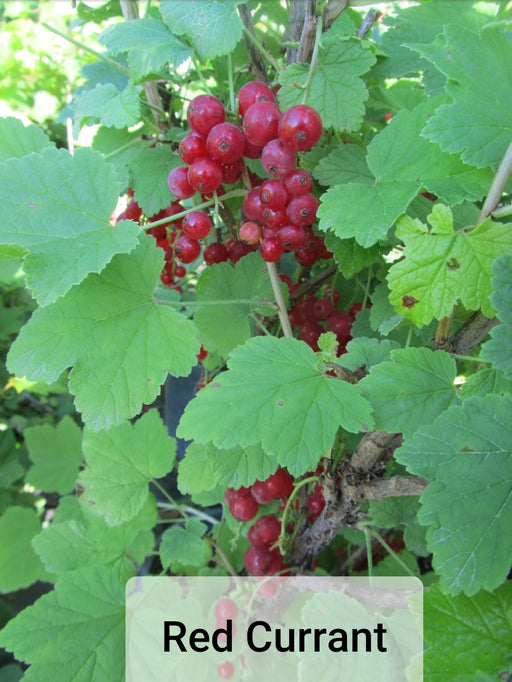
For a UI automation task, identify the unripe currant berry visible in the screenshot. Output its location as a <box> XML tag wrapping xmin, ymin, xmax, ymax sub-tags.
<box><xmin>239</xmin><ymin>221</ymin><xmax>262</xmax><ymax>245</ymax></box>
<box><xmin>187</xmin><ymin>94</ymin><xmax>225</xmax><ymax>136</ymax></box>
<box><xmin>187</xmin><ymin>157</ymin><xmax>223</xmax><ymax>194</ymax></box>
<box><xmin>237</xmin><ymin>81</ymin><xmax>275</xmax><ymax>117</ymax></box>
<box><xmin>261</xmin><ymin>139</ymin><xmax>296</xmax><ymax>178</ymax></box>
<box><xmin>243</xmin><ymin>102</ymin><xmax>282</xmax><ymax>148</ymax></box>
<box><xmin>206</xmin><ymin>122</ymin><xmax>245</xmax><ymax>164</ymax></box>
<box><xmin>278</xmin><ymin>104</ymin><xmax>323</xmax><ymax>151</ymax></box>
<box><xmin>182</xmin><ymin>211</ymin><xmax>212</xmax><ymax>240</ymax></box>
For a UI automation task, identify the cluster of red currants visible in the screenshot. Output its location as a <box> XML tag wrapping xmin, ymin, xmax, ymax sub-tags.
<box><xmin>287</xmin><ymin>285</ymin><xmax>369</xmax><ymax>354</ymax></box>
<box><xmin>225</xmin><ymin>467</ymin><xmax>294</xmax><ymax>576</ymax></box>
<box><xmin>115</xmin><ymin>191</ymin><xmax>189</xmax><ymax>288</ymax></box>
<box><xmin>166</xmin><ymin>80</ymin><xmax>327</xmax><ymax>267</ymax></box>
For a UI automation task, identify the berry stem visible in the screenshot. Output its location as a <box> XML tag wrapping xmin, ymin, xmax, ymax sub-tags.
<box><xmin>301</xmin><ymin>15</ymin><xmax>323</xmax><ymax>105</ymax></box>
<box><xmin>362</xmin><ymin>526</ymin><xmax>373</xmax><ymax>578</ymax></box>
<box><xmin>142</xmin><ymin>189</ymin><xmax>247</xmax><ymax>229</ymax></box>
<box><xmin>266</xmin><ymin>262</ymin><xmax>294</xmax><ymax>338</ymax></box>
<box><xmin>277</xmin><ymin>474</ymin><xmax>319</xmax><ymax>552</ymax></box>
<box><xmin>365</xmin><ymin>526</ymin><xmax>417</xmax><ymax>577</ymax></box>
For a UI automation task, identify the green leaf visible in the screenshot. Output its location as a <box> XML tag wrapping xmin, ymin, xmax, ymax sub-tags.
<box><xmin>194</xmin><ymin>252</ymin><xmax>280</xmax><ymax>357</ymax></box>
<box><xmin>159</xmin><ymin>518</ymin><xmax>212</xmax><ymax>570</ymax></box>
<box><xmin>342</xmin><ymin>337</ymin><xmax>400</xmax><ymax>373</ymax></box>
<box><xmin>74</xmin><ymin>81</ymin><xmax>142</xmax><ymax>129</ymax></box>
<box><xmin>0</xmin><ymin>146</ymin><xmax>140</xmax><ymax>305</ymax></box>
<box><xmin>0</xmin><ymin>429</ymin><xmax>25</xmax><ymax>489</ymax></box>
<box><xmin>424</xmin><ymin>582</ymin><xmax>512</xmax><ymax>681</ymax></box>
<box><xmin>0</xmin><ymin>117</ymin><xmax>53</xmax><ymax>162</ymax></box>
<box><xmin>99</xmin><ymin>18</ymin><xmax>192</xmax><ymax>80</ymax></box>
<box><xmin>24</xmin><ymin>416</ymin><xmax>82</xmax><ymax>495</ymax></box>
<box><xmin>360</xmin><ymin>347</ymin><xmax>458</xmax><ymax>437</ymax></box>
<box><xmin>387</xmin><ymin>205</ymin><xmax>512</xmax><ymax>325</ymax></box>
<box><xmin>8</xmin><ymin>236</ymin><xmax>200</xmax><ymax>429</ymax></box>
<box><xmin>92</xmin><ymin>126</ymin><xmax>150</xmax><ymax>191</ymax></box>
<box><xmin>415</xmin><ymin>25</ymin><xmax>512</xmax><ymax>169</ymax></box>
<box><xmin>159</xmin><ymin>0</ymin><xmax>244</xmax><ymax>61</ymax></box>
<box><xmin>460</xmin><ymin>368</ymin><xmax>512</xmax><ymax>400</ymax></box>
<box><xmin>178</xmin><ymin>336</ymin><xmax>374</xmax><ymax>476</ymax></box>
<box><xmin>481</xmin><ymin>252</ymin><xmax>512</xmax><ymax>378</ymax></box>
<box><xmin>178</xmin><ymin>442</ymin><xmax>278</xmax><ymax>494</ymax></box>
<box><xmin>79</xmin><ymin>409</ymin><xmax>175</xmax><ymax>526</ymax></box>
<box><xmin>32</xmin><ymin>496</ymin><xmax>155</xmax><ymax>582</ymax></box>
<box><xmin>324</xmin><ymin>232</ymin><xmax>380</xmax><ymax>279</ymax></box>
<box><xmin>278</xmin><ymin>31</ymin><xmax>375</xmax><ymax>132</ymax></box>
<box><xmin>395</xmin><ymin>395</ymin><xmax>512</xmax><ymax>594</ymax></box>
<box><xmin>129</xmin><ymin>145</ymin><xmax>181</xmax><ymax>217</ymax></box>
<box><xmin>313</xmin><ymin>143</ymin><xmax>373</xmax><ymax>188</ymax></box>
<box><xmin>0</xmin><ymin>566</ymin><xmax>125</xmax><ymax>682</ymax></box>
<box><xmin>317</xmin><ymin>100</ymin><xmax>492</xmax><ymax>247</ymax></box>
<box><xmin>369</xmin><ymin>496</ymin><xmax>429</xmax><ymax>557</ymax></box>
<box><xmin>369</xmin><ymin>281</ymin><xmax>404</xmax><ymax>336</ymax></box>
<box><xmin>0</xmin><ymin>506</ymin><xmax>46</xmax><ymax>592</ymax></box>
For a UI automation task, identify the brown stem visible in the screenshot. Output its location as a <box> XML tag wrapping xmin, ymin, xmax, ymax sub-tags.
<box><xmin>324</xmin><ymin>0</ymin><xmax>349</xmax><ymax>30</ymax></box>
<box><xmin>290</xmin><ymin>264</ymin><xmax>338</xmax><ymax>300</ymax></box>
<box><xmin>297</xmin><ymin>0</ymin><xmax>318</xmax><ymax>64</ymax></box>
<box><xmin>356</xmin><ymin>9</ymin><xmax>381</xmax><ymax>39</ymax></box>
<box><xmin>238</xmin><ymin>3</ymin><xmax>271</xmax><ymax>83</ymax></box>
<box><xmin>357</xmin><ymin>475</ymin><xmax>428</xmax><ymax>500</ymax></box>
<box><xmin>285</xmin><ymin>0</ymin><xmax>309</xmax><ymax>65</ymax></box>
<box><xmin>448</xmin><ymin>310</ymin><xmax>500</xmax><ymax>356</ymax></box>
<box><xmin>350</xmin><ymin>430</ymin><xmax>401</xmax><ymax>473</ymax></box>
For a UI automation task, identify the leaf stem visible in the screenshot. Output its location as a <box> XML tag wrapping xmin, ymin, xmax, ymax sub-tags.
<box><xmin>153</xmin><ymin>297</ymin><xmax>277</xmax><ymax>308</ymax></box>
<box><xmin>266</xmin><ymin>261</ymin><xmax>293</xmax><ymax>338</ymax></box>
<box><xmin>42</xmin><ymin>22</ymin><xmax>130</xmax><ymax>75</ymax></box>
<box><xmin>301</xmin><ymin>14</ymin><xmax>323</xmax><ymax>105</ymax></box>
<box><xmin>192</xmin><ymin>57</ymin><xmax>212</xmax><ymax>94</ymax></box>
<box><xmin>363</xmin><ymin>526</ymin><xmax>373</xmax><ymax>578</ymax></box>
<box><xmin>227</xmin><ymin>52</ymin><xmax>235</xmax><ymax>114</ymax></box>
<box><xmin>278</xmin><ymin>475</ymin><xmax>319</xmax><ymax>553</ymax></box>
<box><xmin>367</xmin><ymin>527</ymin><xmax>417</xmax><ymax>578</ymax></box>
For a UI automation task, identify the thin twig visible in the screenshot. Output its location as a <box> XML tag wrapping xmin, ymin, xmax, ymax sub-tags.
<box><xmin>266</xmin><ymin>262</ymin><xmax>294</xmax><ymax>338</ymax></box>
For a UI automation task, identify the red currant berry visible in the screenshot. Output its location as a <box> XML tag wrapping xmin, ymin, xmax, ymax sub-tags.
<box><xmin>228</xmin><ymin>489</ymin><xmax>259</xmax><ymax>522</ymax></box>
<box><xmin>206</xmin><ymin>122</ymin><xmax>245</xmax><ymax>164</ymax></box>
<box><xmin>160</xmin><ymin>269</ymin><xmax>174</xmax><ymax>286</ymax></box>
<box><xmin>174</xmin><ymin>235</ymin><xmax>201</xmax><ymax>263</ymax></box>
<box><xmin>187</xmin><ymin>157</ymin><xmax>223</xmax><ymax>194</ymax></box>
<box><xmin>167</xmin><ymin>166</ymin><xmax>196</xmax><ymax>200</ymax></box>
<box><xmin>261</xmin><ymin>207</ymin><xmax>287</xmax><ymax>230</ymax></box>
<box><xmin>243</xmin><ymin>136</ymin><xmax>263</xmax><ymax>159</ymax></box>
<box><xmin>220</xmin><ymin>159</ymin><xmax>245</xmax><ymax>185</ymax></box>
<box><xmin>179</xmin><ymin>130</ymin><xmax>206</xmax><ymax>165</ymax></box>
<box><xmin>187</xmin><ymin>94</ymin><xmax>225</xmax><ymax>136</ymax></box>
<box><xmin>284</xmin><ymin>168</ymin><xmax>314</xmax><ymax>195</ymax></box>
<box><xmin>286</xmin><ymin>193</ymin><xmax>319</xmax><ymax>226</ymax></box>
<box><xmin>278</xmin><ymin>104</ymin><xmax>323</xmax><ymax>151</ymax></box>
<box><xmin>242</xmin><ymin>188</ymin><xmax>264</xmax><ymax>222</ymax></box>
<box><xmin>228</xmin><ymin>239</ymin><xmax>254</xmax><ymax>264</ymax></box>
<box><xmin>238</xmin><ymin>81</ymin><xmax>275</xmax><ymax>117</ymax></box>
<box><xmin>247</xmin><ymin>515</ymin><xmax>281</xmax><ymax>547</ymax></box>
<box><xmin>276</xmin><ymin>223</ymin><xmax>306</xmax><ymax>251</ymax></box>
<box><xmin>175</xmin><ymin>264</ymin><xmax>187</xmax><ymax>278</ymax></box>
<box><xmin>243</xmin><ymin>102</ymin><xmax>282</xmax><ymax>148</ymax></box>
<box><xmin>307</xmin><ymin>483</ymin><xmax>325</xmax><ymax>523</ymax></box>
<box><xmin>217</xmin><ymin>661</ymin><xmax>234</xmax><ymax>680</ymax></box>
<box><xmin>298</xmin><ymin>322</ymin><xmax>323</xmax><ymax>351</ymax></box>
<box><xmin>313</xmin><ymin>297</ymin><xmax>335</xmax><ymax>320</ymax></box>
<box><xmin>265</xmin><ymin>468</ymin><xmax>294</xmax><ymax>499</ymax></box>
<box><xmin>326</xmin><ymin>310</ymin><xmax>352</xmax><ymax>345</ymax></box>
<box><xmin>250</xmin><ymin>480</ymin><xmax>274</xmax><ymax>505</ymax></box>
<box><xmin>214</xmin><ymin>598</ymin><xmax>238</xmax><ymax>622</ymax></box>
<box><xmin>123</xmin><ymin>197</ymin><xmax>143</xmax><ymax>222</ymax></box>
<box><xmin>260</xmin><ymin>236</ymin><xmax>283</xmax><ymax>262</ymax></box>
<box><xmin>239</xmin><ymin>221</ymin><xmax>262</xmax><ymax>245</ymax></box>
<box><xmin>261</xmin><ymin>139</ymin><xmax>296</xmax><ymax>178</ymax></box>
<box><xmin>182</xmin><ymin>211</ymin><xmax>212</xmax><ymax>240</ymax></box>
<box><xmin>349</xmin><ymin>301</ymin><xmax>370</xmax><ymax>319</ymax></box>
<box><xmin>243</xmin><ymin>545</ymin><xmax>283</xmax><ymax>576</ymax></box>
<box><xmin>259</xmin><ymin>179</ymin><xmax>289</xmax><ymax>209</ymax></box>
<box><xmin>204</xmin><ymin>242</ymin><xmax>229</xmax><ymax>265</ymax></box>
